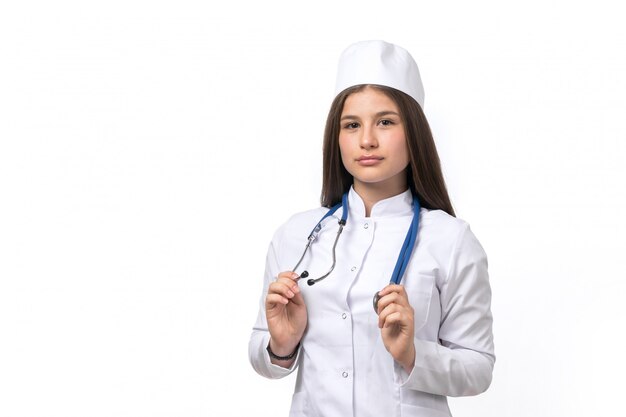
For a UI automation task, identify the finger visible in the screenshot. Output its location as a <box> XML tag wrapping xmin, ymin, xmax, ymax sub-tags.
<box><xmin>377</xmin><ymin>284</ymin><xmax>407</xmax><ymax>297</ymax></box>
<box><xmin>266</xmin><ymin>293</ymin><xmax>289</xmax><ymax>308</ymax></box>
<box><xmin>376</xmin><ymin>285</ymin><xmax>409</xmax><ymax>308</ymax></box>
<box><xmin>268</xmin><ymin>281</ymin><xmax>297</xmax><ymax>300</ymax></box>
<box><xmin>375</xmin><ymin>292</ymin><xmax>410</xmax><ymax>315</ymax></box>
<box><xmin>275</xmin><ymin>272</ymin><xmax>302</xmax><ymax>294</ymax></box>
<box><xmin>288</xmin><ymin>289</ymin><xmax>305</xmax><ymax>306</ymax></box>
<box><xmin>380</xmin><ymin>309</ymin><xmax>413</xmax><ymax>329</ymax></box>
<box><xmin>268</xmin><ymin>275</ymin><xmax>306</xmax><ymax>308</ymax></box>
<box><xmin>378</xmin><ymin>297</ymin><xmax>414</xmax><ymax>326</ymax></box>
<box><xmin>270</xmin><ymin>271</ymin><xmax>300</xmax><ymax>293</ymax></box>
<box><xmin>277</xmin><ymin>271</ymin><xmax>299</xmax><ymax>281</ymax></box>
<box><xmin>377</xmin><ymin>302</ymin><xmax>407</xmax><ymax>327</ymax></box>
<box><xmin>382</xmin><ymin>311</ymin><xmax>407</xmax><ymax>329</ymax></box>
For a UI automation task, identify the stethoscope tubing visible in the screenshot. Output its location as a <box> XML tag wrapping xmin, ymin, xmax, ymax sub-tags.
<box><xmin>291</xmin><ymin>194</ymin><xmax>347</xmax><ymax>278</ymax></box>
<box><xmin>292</xmin><ymin>191</ymin><xmax>420</xmax><ymax>311</ymax></box>
<box><xmin>390</xmin><ymin>196</ymin><xmax>420</xmax><ymax>285</ymax></box>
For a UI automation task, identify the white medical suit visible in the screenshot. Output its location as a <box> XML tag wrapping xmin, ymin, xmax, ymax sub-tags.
<box><xmin>249</xmin><ymin>188</ymin><xmax>495</xmax><ymax>417</ymax></box>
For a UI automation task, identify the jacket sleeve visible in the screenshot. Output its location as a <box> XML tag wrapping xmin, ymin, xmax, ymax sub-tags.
<box><xmin>248</xmin><ymin>231</ymin><xmax>301</xmax><ymax>379</ymax></box>
<box><xmin>395</xmin><ymin>223</ymin><xmax>495</xmax><ymax>396</ymax></box>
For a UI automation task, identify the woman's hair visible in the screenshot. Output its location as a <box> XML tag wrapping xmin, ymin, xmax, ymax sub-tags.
<box><xmin>321</xmin><ymin>84</ymin><xmax>456</xmax><ymax>217</ymax></box>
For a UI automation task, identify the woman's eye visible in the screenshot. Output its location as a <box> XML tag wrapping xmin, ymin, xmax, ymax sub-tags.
<box><xmin>344</xmin><ymin>122</ymin><xmax>360</xmax><ymax>129</ymax></box>
<box><xmin>379</xmin><ymin>119</ymin><xmax>394</xmax><ymax>126</ymax></box>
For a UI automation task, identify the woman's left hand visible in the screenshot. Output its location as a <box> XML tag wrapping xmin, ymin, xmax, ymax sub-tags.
<box><xmin>376</xmin><ymin>284</ymin><xmax>416</xmax><ymax>373</ymax></box>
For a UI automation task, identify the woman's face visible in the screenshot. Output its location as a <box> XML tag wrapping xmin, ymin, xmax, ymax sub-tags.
<box><xmin>338</xmin><ymin>86</ymin><xmax>409</xmax><ymax>196</ymax></box>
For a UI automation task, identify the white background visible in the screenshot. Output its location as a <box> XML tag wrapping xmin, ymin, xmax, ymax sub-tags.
<box><xmin>1</xmin><ymin>1</ymin><xmax>625</xmax><ymax>416</ymax></box>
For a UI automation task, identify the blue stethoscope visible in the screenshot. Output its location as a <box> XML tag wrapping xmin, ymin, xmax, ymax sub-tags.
<box><xmin>292</xmin><ymin>191</ymin><xmax>421</xmax><ymax>312</ymax></box>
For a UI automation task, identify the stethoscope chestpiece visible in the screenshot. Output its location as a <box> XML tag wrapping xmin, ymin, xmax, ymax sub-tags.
<box><xmin>373</xmin><ymin>292</ymin><xmax>381</xmax><ymax>313</ymax></box>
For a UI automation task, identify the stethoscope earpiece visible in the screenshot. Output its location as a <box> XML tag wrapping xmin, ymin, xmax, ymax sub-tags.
<box><xmin>298</xmin><ymin>271</ymin><xmax>316</xmax><ymax>286</ymax></box>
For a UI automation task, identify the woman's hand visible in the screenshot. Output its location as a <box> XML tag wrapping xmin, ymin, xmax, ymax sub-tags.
<box><xmin>265</xmin><ymin>271</ymin><xmax>308</xmax><ymax>364</ymax></box>
<box><xmin>376</xmin><ymin>284</ymin><xmax>416</xmax><ymax>373</ymax></box>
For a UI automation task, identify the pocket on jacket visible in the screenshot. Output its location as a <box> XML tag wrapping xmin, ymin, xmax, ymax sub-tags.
<box><xmin>405</xmin><ymin>273</ymin><xmax>435</xmax><ymax>331</ymax></box>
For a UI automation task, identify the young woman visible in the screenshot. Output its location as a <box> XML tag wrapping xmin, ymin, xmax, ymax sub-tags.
<box><xmin>249</xmin><ymin>40</ymin><xmax>495</xmax><ymax>417</ymax></box>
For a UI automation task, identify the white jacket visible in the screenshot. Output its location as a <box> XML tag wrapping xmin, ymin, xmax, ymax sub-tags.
<box><xmin>249</xmin><ymin>188</ymin><xmax>495</xmax><ymax>417</ymax></box>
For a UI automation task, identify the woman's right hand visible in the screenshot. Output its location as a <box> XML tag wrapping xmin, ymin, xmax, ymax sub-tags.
<box><xmin>265</xmin><ymin>271</ymin><xmax>308</xmax><ymax>359</ymax></box>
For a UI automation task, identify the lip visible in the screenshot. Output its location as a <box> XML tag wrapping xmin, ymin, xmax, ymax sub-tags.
<box><xmin>356</xmin><ymin>155</ymin><xmax>384</xmax><ymax>166</ymax></box>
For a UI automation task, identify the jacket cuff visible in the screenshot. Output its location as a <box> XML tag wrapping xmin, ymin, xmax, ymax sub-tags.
<box><xmin>263</xmin><ymin>335</ymin><xmax>301</xmax><ymax>375</ymax></box>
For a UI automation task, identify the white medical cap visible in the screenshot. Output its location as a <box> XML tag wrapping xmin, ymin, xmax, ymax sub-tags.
<box><xmin>334</xmin><ymin>40</ymin><xmax>425</xmax><ymax>108</ymax></box>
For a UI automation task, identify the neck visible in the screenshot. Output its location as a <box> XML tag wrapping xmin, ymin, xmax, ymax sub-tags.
<box><xmin>353</xmin><ymin>180</ymin><xmax>408</xmax><ymax>217</ymax></box>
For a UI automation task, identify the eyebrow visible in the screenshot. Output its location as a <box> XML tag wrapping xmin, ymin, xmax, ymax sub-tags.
<box><xmin>340</xmin><ymin>110</ymin><xmax>400</xmax><ymax>121</ymax></box>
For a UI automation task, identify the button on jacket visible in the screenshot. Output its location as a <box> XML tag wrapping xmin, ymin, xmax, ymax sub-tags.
<box><xmin>249</xmin><ymin>188</ymin><xmax>495</xmax><ymax>417</ymax></box>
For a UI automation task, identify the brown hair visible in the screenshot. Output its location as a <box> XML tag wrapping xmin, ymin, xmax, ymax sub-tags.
<box><xmin>321</xmin><ymin>84</ymin><xmax>455</xmax><ymax>217</ymax></box>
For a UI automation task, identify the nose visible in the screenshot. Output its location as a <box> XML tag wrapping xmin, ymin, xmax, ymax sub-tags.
<box><xmin>359</xmin><ymin>125</ymin><xmax>378</xmax><ymax>150</ymax></box>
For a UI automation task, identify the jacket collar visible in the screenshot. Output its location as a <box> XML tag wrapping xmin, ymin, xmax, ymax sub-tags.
<box><xmin>346</xmin><ymin>186</ymin><xmax>414</xmax><ymax>219</ymax></box>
